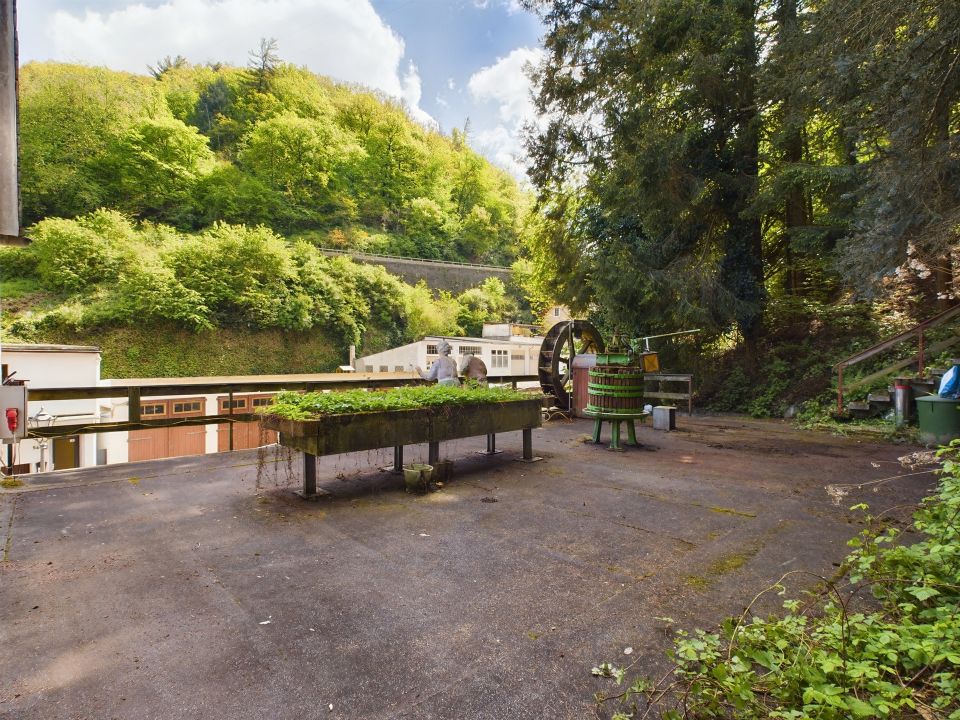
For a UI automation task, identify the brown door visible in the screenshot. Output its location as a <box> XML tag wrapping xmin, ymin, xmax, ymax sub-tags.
<box><xmin>168</xmin><ymin>398</ymin><xmax>207</xmax><ymax>458</ymax></box>
<box><xmin>128</xmin><ymin>401</ymin><xmax>169</xmax><ymax>462</ymax></box>
<box><xmin>217</xmin><ymin>395</ymin><xmax>278</xmax><ymax>451</ymax></box>
<box><xmin>128</xmin><ymin>398</ymin><xmax>208</xmax><ymax>462</ymax></box>
<box><xmin>52</xmin><ymin>435</ymin><xmax>80</xmax><ymax>470</ymax></box>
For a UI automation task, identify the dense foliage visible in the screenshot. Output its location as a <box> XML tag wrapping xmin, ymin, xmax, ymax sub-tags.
<box><xmin>19</xmin><ymin>58</ymin><xmax>526</xmax><ymax>265</ymax></box>
<box><xmin>263</xmin><ymin>384</ymin><xmax>530</xmax><ymax>420</ymax></box>
<box><xmin>521</xmin><ymin>0</ymin><xmax>959</xmax><ymax>348</ymax></box>
<box><xmin>592</xmin><ymin>445</ymin><xmax>960</xmax><ymax>718</ymax></box>
<box><xmin>1</xmin><ymin>211</ymin><xmax>519</xmax><ymax>355</ymax></box>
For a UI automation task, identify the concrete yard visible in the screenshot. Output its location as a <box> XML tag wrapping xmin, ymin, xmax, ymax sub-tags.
<box><xmin>0</xmin><ymin>415</ymin><xmax>936</xmax><ymax>719</ymax></box>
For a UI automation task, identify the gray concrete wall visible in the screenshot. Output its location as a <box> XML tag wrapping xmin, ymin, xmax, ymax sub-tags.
<box><xmin>0</xmin><ymin>0</ymin><xmax>20</xmax><ymax>243</ymax></box>
<box><xmin>321</xmin><ymin>250</ymin><xmax>512</xmax><ymax>294</ymax></box>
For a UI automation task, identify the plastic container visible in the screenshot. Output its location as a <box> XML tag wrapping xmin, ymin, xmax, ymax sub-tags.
<box><xmin>915</xmin><ymin>395</ymin><xmax>960</xmax><ymax>445</ymax></box>
<box><xmin>403</xmin><ymin>463</ymin><xmax>433</xmax><ymax>493</ymax></box>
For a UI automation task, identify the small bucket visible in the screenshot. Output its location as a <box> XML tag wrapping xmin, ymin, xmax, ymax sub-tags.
<box><xmin>403</xmin><ymin>463</ymin><xmax>433</xmax><ymax>493</ymax></box>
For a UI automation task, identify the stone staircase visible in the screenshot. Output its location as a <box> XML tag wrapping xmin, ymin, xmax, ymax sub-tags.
<box><xmin>845</xmin><ymin>372</ymin><xmax>944</xmax><ymax>419</ymax></box>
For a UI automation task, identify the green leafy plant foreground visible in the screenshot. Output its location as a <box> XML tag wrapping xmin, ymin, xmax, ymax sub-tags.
<box><xmin>594</xmin><ymin>444</ymin><xmax>960</xmax><ymax>719</ymax></box>
<box><xmin>262</xmin><ymin>384</ymin><xmax>531</xmax><ymax>420</ymax></box>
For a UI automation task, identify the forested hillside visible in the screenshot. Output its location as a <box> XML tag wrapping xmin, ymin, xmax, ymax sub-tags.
<box><xmin>19</xmin><ymin>52</ymin><xmax>525</xmax><ymax>264</ymax></box>
<box><xmin>522</xmin><ymin>0</ymin><xmax>959</xmax><ymax>415</ymax></box>
<box><xmin>2</xmin><ymin>51</ymin><xmax>533</xmax><ymax>376</ymax></box>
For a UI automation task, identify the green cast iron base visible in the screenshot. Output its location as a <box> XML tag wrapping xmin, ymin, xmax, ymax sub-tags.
<box><xmin>584</xmin><ymin>410</ymin><xmax>649</xmax><ymax>451</ymax></box>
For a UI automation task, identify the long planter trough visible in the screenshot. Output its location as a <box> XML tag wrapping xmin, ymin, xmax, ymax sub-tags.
<box><xmin>261</xmin><ymin>397</ymin><xmax>543</xmax><ymax>497</ymax></box>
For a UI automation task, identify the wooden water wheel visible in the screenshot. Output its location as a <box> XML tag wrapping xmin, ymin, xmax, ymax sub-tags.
<box><xmin>537</xmin><ymin>320</ymin><xmax>605</xmax><ymax>409</ymax></box>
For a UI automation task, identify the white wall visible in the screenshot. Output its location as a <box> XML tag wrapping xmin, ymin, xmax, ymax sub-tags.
<box><xmin>1</xmin><ymin>346</ymin><xmax>100</xmax><ymax>472</ymax></box>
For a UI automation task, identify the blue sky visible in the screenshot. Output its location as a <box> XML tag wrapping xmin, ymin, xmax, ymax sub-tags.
<box><xmin>16</xmin><ymin>0</ymin><xmax>544</xmax><ymax>179</ymax></box>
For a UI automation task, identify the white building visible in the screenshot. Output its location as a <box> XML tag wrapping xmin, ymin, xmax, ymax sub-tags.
<box><xmin>1</xmin><ymin>344</ymin><xmax>102</xmax><ymax>474</ymax></box>
<box><xmin>1</xmin><ymin>344</ymin><xmax>279</xmax><ymax>474</ymax></box>
<box><xmin>356</xmin><ymin>324</ymin><xmax>545</xmax><ymax>378</ymax></box>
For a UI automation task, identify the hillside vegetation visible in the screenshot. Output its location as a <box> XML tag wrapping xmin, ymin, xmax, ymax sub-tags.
<box><xmin>1</xmin><ymin>211</ymin><xmax>520</xmax><ymax>369</ymax></box>
<box><xmin>4</xmin><ymin>53</ymin><xmax>533</xmax><ymax>376</ymax></box>
<box><xmin>20</xmin><ymin>56</ymin><xmax>525</xmax><ymax>265</ymax></box>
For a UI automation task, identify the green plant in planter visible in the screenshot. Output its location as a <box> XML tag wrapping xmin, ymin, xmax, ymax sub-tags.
<box><xmin>262</xmin><ymin>384</ymin><xmax>530</xmax><ymax>420</ymax></box>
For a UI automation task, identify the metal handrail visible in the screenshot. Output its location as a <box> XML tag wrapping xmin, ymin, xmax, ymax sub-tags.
<box><xmin>24</xmin><ymin>373</ymin><xmax>542</xmax><ymax>439</ymax></box>
<box><xmin>834</xmin><ymin>304</ymin><xmax>960</xmax><ymax>412</ymax></box>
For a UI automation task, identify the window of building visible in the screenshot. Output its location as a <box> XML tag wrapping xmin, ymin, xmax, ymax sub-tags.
<box><xmin>140</xmin><ymin>403</ymin><xmax>165</xmax><ymax>416</ymax></box>
<box><xmin>554</xmin><ymin>307</ymin><xmax>560</xmax><ymax>317</ymax></box>
<box><xmin>364</xmin><ymin>365</ymin><xmax>373</xmax><ymax>372</ymax></box>
<box><xmin>221</xmin><ymin>399</ymin><xmax>247</xmax><ymax>410</ymax></box>
<box><xmin>426</xmin><ymin>344</ymin><xmax>438</xmax><ymax>355</ymax></box>
<box><xmin>459</xmin><ymin>345</ymin><xmax>482</xmax><ymax>356</ymax></box>
<box><xmin>491</xmin><ymin>349</ymin><xmax>509</xmax><ymax>368</ymax></box>
<box><xmin>173</xmin><ymin>401</ymin><xmax>202</xmax><ymax>414</ymax></box>
<box><xmin>251</xmin><ymin>397</ymin><xmax>273</xmax><ymax>408</ymax></box>
<box><xmin>395</xmin><ymin>365</ymin><xmax>405</xmax><ymax>372</ymax></box>
<box><xmin>379</xmin><ymin>365</ymin><xmax>389</xmax><ymax>372</ymax></box>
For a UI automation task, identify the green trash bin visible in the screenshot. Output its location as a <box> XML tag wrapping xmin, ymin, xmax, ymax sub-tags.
<box><xmin>915</xmin><ymin>395</ymin><xmax>960</xmax><ymax>445</ymax></box>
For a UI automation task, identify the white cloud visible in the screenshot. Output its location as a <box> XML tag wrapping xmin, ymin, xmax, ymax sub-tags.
<box><xmin>39</xmin><ymin>0</ymin><xmax>435</xmax><ymax>126</ymax></box>
<box><xmin>468</xmin><ymin>46</ymin><xmax>544</xmax><ymax>180</ymax></box>
<box><xmin>399</xmin><ymin>61</ymin><xmax>437</xmax><ymax>128</ymax></box>
<box><xmin>468</xmin><ymin>46</ymin><xmax>542</xmax><ymax>122</ymax></box>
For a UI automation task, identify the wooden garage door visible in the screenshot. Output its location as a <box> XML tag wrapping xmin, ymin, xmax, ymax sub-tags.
<box><xmin>128</xmin><ymin>398</ymin><xmax>208</xmax><ymax>462</ymax></box>
<box><xmin>217</xmin><ymin>395</ymin><xmax>278</xmax><ymax>452</ymax></box>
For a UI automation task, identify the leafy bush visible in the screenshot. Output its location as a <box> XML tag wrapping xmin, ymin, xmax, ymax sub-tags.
<box><xmin>164</xmin><ymin>222</ymin><xmax>295</xmax><ymax>328</ymax></box>
<box><xmin>28</xmin><ymin>210</ymin><xmax>134</xmax><ymax>292</ymax></box>
<box><xmin>113</xmin><ymin>261</ymin><xmax>213</xmax><ymax>330</ymax></box>
<box><xmin>0</xmin><ymin>246</ymin><xmax>38</xmax><ymax>280</ymax></box>
<box><xmin>402</xmin><ymin>282</ymin><xmax>463</xmax><ymax>339</ymax></box>
<box><xmin>592</xmin><ymin>445</ymin><xmax>960</xmax><ymax>719</ymax></box>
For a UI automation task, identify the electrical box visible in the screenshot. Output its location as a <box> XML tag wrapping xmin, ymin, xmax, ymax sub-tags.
<box><xmin>0</xmin><ymin>385</ymin><xmax>28</xmax><ymax>442</ymax></box>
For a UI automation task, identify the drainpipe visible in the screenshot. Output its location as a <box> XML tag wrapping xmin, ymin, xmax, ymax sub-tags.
<box><xmin>0</xmin><ymin>0</ymin><xmax>23</xmax><ymax>247</ymax></box>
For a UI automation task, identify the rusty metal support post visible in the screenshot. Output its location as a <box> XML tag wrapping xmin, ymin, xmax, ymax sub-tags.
<box><xmin>428</xmin><ymin>442</ymin><xmax>439</xmax><ymax>465</ymax></box>
<box><xmin>128</xmin><ymin>388</ymin><xmax>141</xmax><ymax>422</ymax></box>
<box><xmin>522</xmin><ymin>428</ymin><xmax>532</xmax><ymax>460</ymax></box>
<box><xmin>919</xmin><ymin>329</ymin><xmax>925</xmax><ymax>376</ymax></box>
<box><xmin>837</xmin><ymin>366</ymin><xmax>844</xmax><ymax>414</ymax></box>
<box><xmin>303</xmin><ymin>452</ymin><xmax>316</xmax><ymax>497</ymax></box>
<box><xmin>393</xmin><ymin>445</ymin><xmax>403</xmax><ymax>472</ymax></box>
<box><xmin>228</xmin><ymin>390</ymin><xmax>234</xmax><ymax>451</ymax></box>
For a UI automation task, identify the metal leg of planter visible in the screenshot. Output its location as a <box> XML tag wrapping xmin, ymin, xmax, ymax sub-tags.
<box><xmin>519</xmin><ymin>427</ymin><xmax>542</xmax><ymax>463</ymax></box>
<box><xmin>478</xmin><ymin>433</ymin><xmax>502</xmax><ymax>456</ymax></box>
<box><xmin>428</xmin><ymin>442</ymin><xmax>440</xmax><ymax>465</ymax></box>
<box><xmin>302</xmin><ymin>451</ymin><xmax>317</xmax><ymax>497</ymax></box>
<box><xmin>393</xmin><ymin>446</ymin><xmax>404</xmax><ymax>472</ymax></box>
<box><xmin>591</xmin><ymin>418</ymin><xmax>603</xmax><ymax>444</ymax></box>
<box><xmin>626</xmin><ymin>419</ymin><xmax>639</xmax><ymax>447</ymax></box>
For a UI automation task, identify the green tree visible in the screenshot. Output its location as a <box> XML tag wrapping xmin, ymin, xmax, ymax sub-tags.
<box><xmin>18</xmin><ymin>63</ymin><xmax>166</xmax><ymax>224</ymax></box>
<box><xmin>526</xmin><ymin>0</ymin><xmax>765</xmax><ymax>344</ymax></box>
<box><xmin>456</xmin><ymin>277</ymin><xmax>514</xmax><ymax>337</ymax></box>
<box><xmin>97</xmin><ymin>117</ymin><xmax>214</xmax><ymax>223</ymax></box>
<box><xmin>239</xmin><ymin>112</ymin><xmax>358</xmax><ymax>224</ymax></box>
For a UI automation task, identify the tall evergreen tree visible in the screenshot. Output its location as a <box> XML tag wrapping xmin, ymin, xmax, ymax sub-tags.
<box><xmin>525</xmin><ymin>0</ymin><xmax>766</xmax><ymax>343</ymax></box>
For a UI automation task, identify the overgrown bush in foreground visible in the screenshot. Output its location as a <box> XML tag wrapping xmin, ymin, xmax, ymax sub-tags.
<box><xmin>593</xmin><ymin>445</ymin><xmax>960</xmax><ymax>719</ymax></box>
